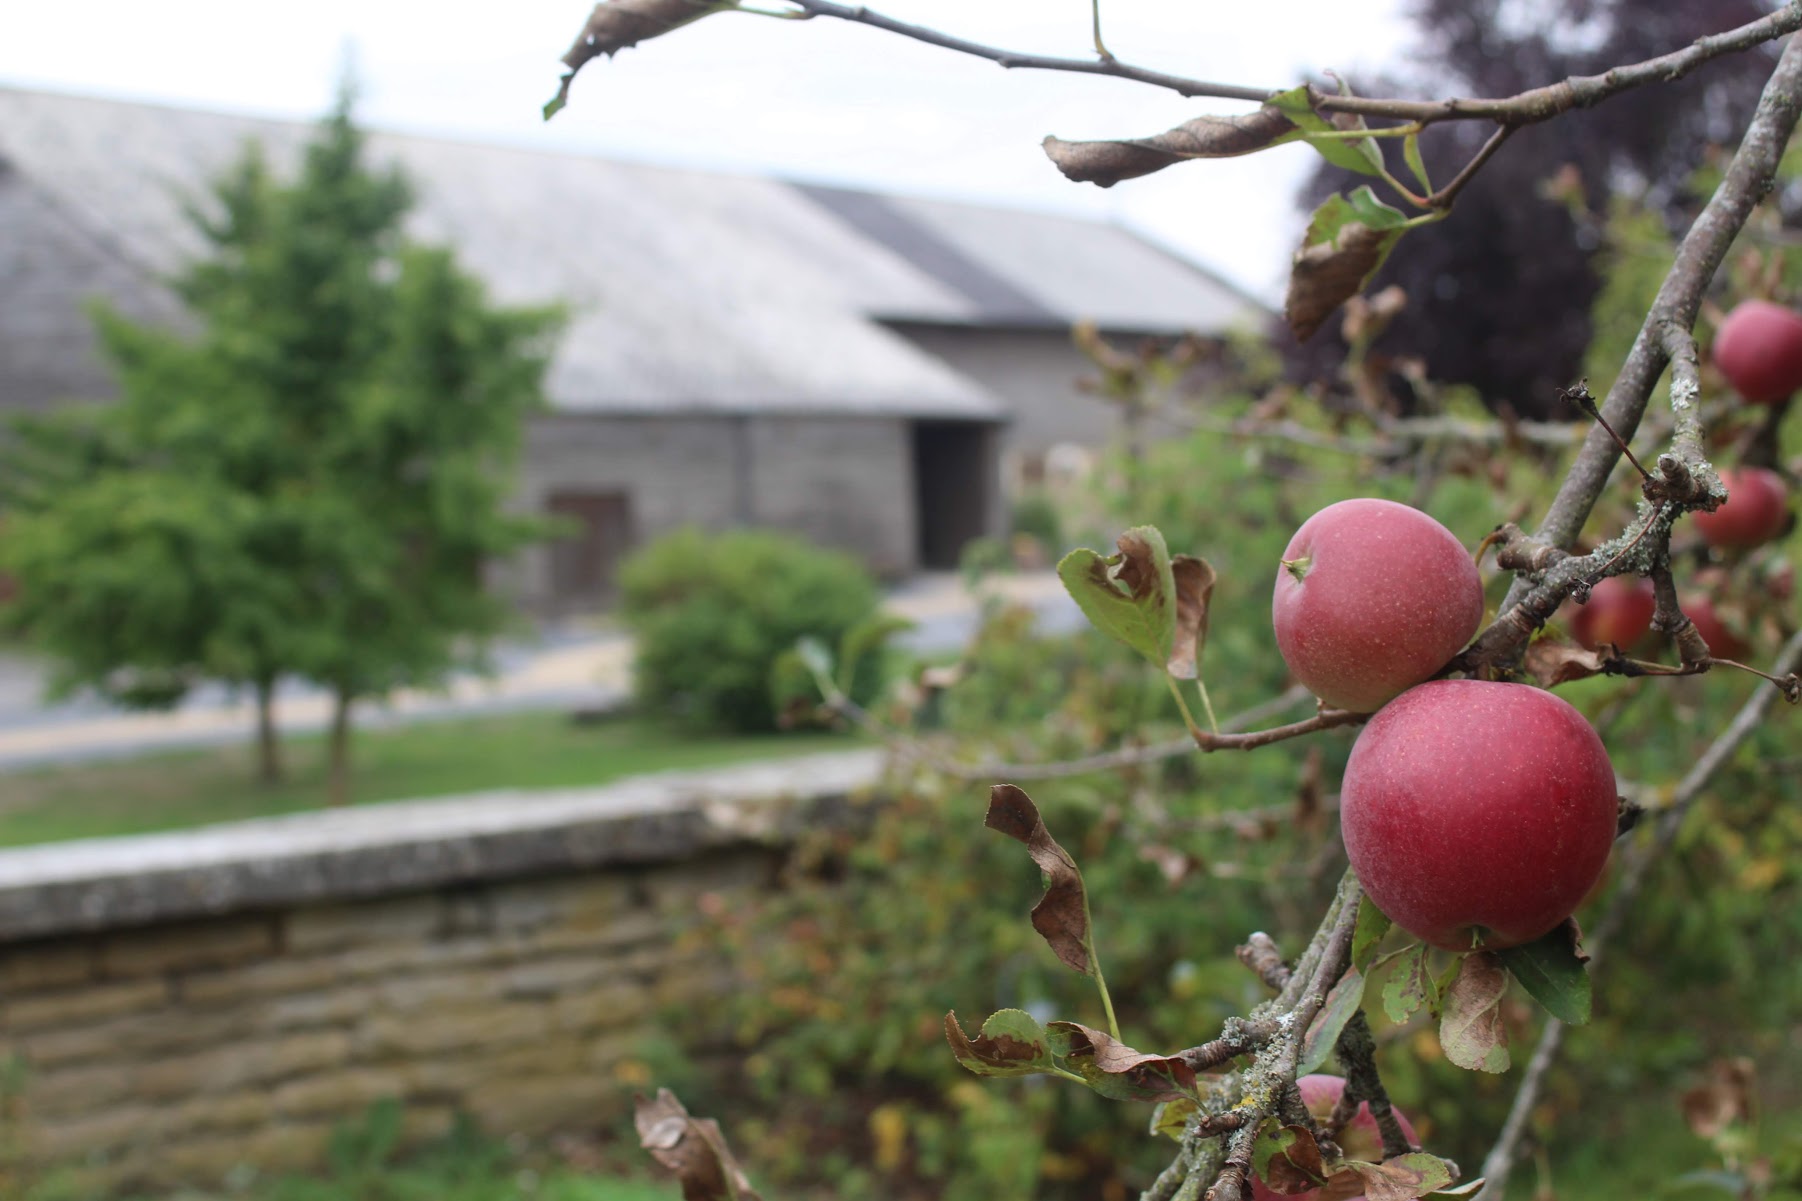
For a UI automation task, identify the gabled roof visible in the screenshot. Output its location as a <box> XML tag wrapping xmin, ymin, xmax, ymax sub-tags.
<box><xmin>0</xmin><ymin>86</ymin><xmax>1263</xmax><ymax>419</ymax></box>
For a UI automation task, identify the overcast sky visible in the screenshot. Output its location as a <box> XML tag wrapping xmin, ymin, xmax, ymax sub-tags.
<box><xmin>2</xmin><ymin>1</ymin><xmax>1416</xmax><ymax>301</ymax></box>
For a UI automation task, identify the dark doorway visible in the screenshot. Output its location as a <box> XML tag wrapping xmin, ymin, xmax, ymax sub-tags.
<box><xmin>545</xmin><ymin>490</ymin><xmax>634</xmax><ymax>612</ymax></box>
<box><xmin>912</xmin><ymin>421</ymin><xmax>994</xmax><ymax>570</ymax></box>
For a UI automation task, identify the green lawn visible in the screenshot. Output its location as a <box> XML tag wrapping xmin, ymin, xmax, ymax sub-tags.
<box><xmin>0</xmin><ymin>711</ymin><xmax>865</xmax><ymax>848</ymax></box>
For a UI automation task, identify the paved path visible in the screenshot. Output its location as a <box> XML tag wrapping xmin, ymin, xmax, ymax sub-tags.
<box><xmin>0</xmin><ymin>572</ymin><xmax>1077</xmax><ymax>772</ymax></box>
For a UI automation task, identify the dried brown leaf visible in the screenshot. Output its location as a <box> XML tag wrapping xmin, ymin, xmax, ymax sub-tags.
<box><xmin>1337</xmin><ymin>1152</ymin><xmax>1459</xmax><ymax>1200</ymax></box>
<box><xmin>634</xmin><ymin>1089</ymin><xmax>763</xmax><ymax>1201</ymax></box>
<box><xmin>1050</xmin><ymin>1022</ymin><xmax>1199</xmax><ymax>1102</ymax></box>
<box><xmin>1166</xmin><ymin>554</ymin><xmax>1217</xmax><ymax>679</ymax></box>
<box><xmin>1524</xmin><ymin>637</ymin><xmax>1606</xmax><ymax>688</ymax></box>
<box><xmin>1043</xmin><ymin>106</ymin><xmax>1299</xmax><ymax>187</ymax></box>
<box><xmin>562</xmin><ymin>0</ymin><xmax>719</xmax><ymax>68</ymax></box>
<box><xmin>1681</xmin><ymin>1057</ymin><xmax>1757</xmax><ymax>1139</ymax></box>
<box><xmin>1439</xmin><ymin>953</ymin><xmax>1511</xmax><ymax>1074</ymax></box>
<box><xmin>1112</xmin><ymin>529</ymin><xmax>1162</xmax><ymax>601</ymax></box>
<box><xmin>986</xmin><ymin>784</ymin><xmax>1092</xmax><ymax>975</ymax></box>
<box><xmin>1256</xmin><ymin>1123</ymin><xmax>1330</xmax><ymax>1194</ymax></box>
<box><xmin>1285</xmin><ymin>221</ymin><xmax>1393</xmax><ymax>342</ymax></box>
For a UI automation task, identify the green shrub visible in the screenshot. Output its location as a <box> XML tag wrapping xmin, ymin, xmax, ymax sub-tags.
<box><xmin>619</xmin><ymin>527</ymin><xmax>885</xmax><ymax>732</ymax></box>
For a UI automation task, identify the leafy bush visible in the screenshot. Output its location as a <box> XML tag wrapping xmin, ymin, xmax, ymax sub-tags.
<box><xmin>619</xmin><ymin>527</ymin><xmax>886</xmax><ymax>732</ymax></box>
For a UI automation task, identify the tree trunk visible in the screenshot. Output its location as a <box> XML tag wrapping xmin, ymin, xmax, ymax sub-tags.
<box><xmin>254</xmin><ymin>676</ymin><xmax>283</xmax><ymax>784</ymax></box>
<box><xmin>327</xmin><ymin>689</ymin><xmax>354</xmax><ymax>808</ymax></box>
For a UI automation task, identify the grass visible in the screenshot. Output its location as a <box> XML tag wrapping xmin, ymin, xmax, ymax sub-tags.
<box><xmin>0</xmin><ymin>710</ymin><xmax>865</xmax><ymax>848</ymax></box>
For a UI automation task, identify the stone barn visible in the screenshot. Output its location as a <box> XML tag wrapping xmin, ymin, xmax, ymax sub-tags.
<box><xmin>0</xmin><ymin>87</ymin><xmax>1265</xmax><ymax>615</ymax></box>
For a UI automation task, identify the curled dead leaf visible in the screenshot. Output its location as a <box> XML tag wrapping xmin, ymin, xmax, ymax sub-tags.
<box><xmin>1167</xmin><ymin>555</ymin><xmax>1217</xmax><ymax>679</ymax></box>
<box><xmin>986</xmin><ymin>784</ymin><xmax>1093</xmax><ymax>975</ymax></box>
<box><xmin>1254</xmin><ymin>1122</ymin><xmax>1330</xmax><ymax>1194</ymax></box>
<box><xmin>1286</xmin><ymin>222</ymin><xmax>1395</xmax><ymax>343</ymax></box>
<box><xmin>1439</xmin><ymin>953</ymin><xmax>1511</xmax><ymax>1074</ymax></box>
<box><xmin>1336</xmin><ymin>1152</ymin><xmax>1458</xmax><ymax>1201</ymax></box>
<box><xmin>1043</xmin><ymin>106</ymin><xmax>1299</xmax><ymax>187</ymax></box>
<box><xmin>634</xmin><ymin>1089</ymin><xmax>763</xmax><ymax>1201</ymax></box>
<box><xmin>1524</xmin><ymin>637</ymin><xmax>1606</xmax><ymax>688</ymax></box>
<box><xmin>1049</xmin><ymin>1022</ymin><xmax>1199</xmax><ymax>1101</ymax></box>
<box><xmin>562</xmin><ymin>0</ymin><xmax>719</xmax><ymax>67</ymax></box>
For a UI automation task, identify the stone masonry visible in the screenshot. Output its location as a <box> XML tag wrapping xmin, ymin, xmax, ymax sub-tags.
<box><xmin>0</xmin><ymin>750</ymin><xmax>884</xmax><ymax>1195</ymax></box>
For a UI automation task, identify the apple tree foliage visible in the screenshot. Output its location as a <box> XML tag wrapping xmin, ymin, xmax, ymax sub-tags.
<box><xmin>549</xmin><ymin>6</ymin><xmax>1802</xmax><ymax>1200</ymax></box>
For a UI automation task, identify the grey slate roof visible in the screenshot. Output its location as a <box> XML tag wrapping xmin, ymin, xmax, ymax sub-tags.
<box><xmin>0</xmin><ymin>86</ymin><xmax>1263</xmax><ymax>419</ymax></box>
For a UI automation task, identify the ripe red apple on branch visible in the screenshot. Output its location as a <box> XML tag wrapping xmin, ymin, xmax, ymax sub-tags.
<box><xmin>1249</xmin><ymin>1075</ymin><xmax>1420</xmax><ymax>1201</ymax></box>
<box><xmin>1692</xmin><ymin>466</ymin><xmax>1792</xmax><ymax>549</ymax></box>
<box><xmin>1272</xmin><ymin>499</ymin><xmax>1485</xmax><ymax>713</ymax></box>
<box><xmin>1712</xmin><ymin>299</ymin><xmax>1802</xmax><ymax>405</ymax></box>
<box><xmin>1341</xmin><ymin>680</ymin><xmax>1618</xmax><ymax>953</ymax></box>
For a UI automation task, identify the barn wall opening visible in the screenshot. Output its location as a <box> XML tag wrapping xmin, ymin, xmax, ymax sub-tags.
<box><xmin>911</xmin><ymin>421</ymin><xmax>994</xmax><ymax>570</ymax></box>
<box><xmin>544</xmin><ymin>490</ymin><xmax>635</xmax><ymax>613</ymax></box>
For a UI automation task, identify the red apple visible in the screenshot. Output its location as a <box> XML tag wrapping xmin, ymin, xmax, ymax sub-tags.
<box><xmin>1713</xmin><ymin>300</ymin><xmax>1802</xmax><ymax>404</ymax></box>
<box><xmin>1569</xmin><ymin>575</ymin><xmax>1656</xmax><ymax>650</ymax></box>
<box><xmin>1272</xmin><ymin>499</ymin><xmax>1484</xmax><ymax>713</ymax></box>
<box><xmin>1341</xmin><ymin>680</ymin><xmax>1617</xmax><ymax>953</ymax></box>
<box><xmin>1249</xmin><ymin>1074</ymin><xmax>1419</xmax><ymax>1201</ymax></box>
<box><xmin>1684</xmin><ymin>595</ymin><xmax>1750</xmax><ymax>660</ymax></box>
<box><xmin>1693</xmin><ymin>467</ymin><xmax>1791</xmax><ymax>550</ymax></box>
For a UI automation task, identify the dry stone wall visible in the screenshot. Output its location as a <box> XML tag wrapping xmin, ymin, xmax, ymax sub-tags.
<box><xmin>0</xmin><ymin>750</ymin><xmax>883</xmax><ymax>1195</ymax></box>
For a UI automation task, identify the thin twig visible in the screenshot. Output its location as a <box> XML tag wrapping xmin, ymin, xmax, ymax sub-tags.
<box><xmin>1475</xmin><ymin>626</ymin><xmax>1802</xmax><ymax>1200</ymax></box>
<box><xmin>562</xmin><ymin>0</ymin><xmax>1802</xmax><ymax>126</ymax></box>
<box><xmin>787</xmin><ymin>0</ymin><xmax>1269</xmax><ymax>100</ymax></box>
<box><xmin>1187</xmin><ymin>707</ymin><xmax>1367</xmax><ymax>752</ymax></box>
<box><xmin>1426</xmin><ymin>125</ymin><xmax>1514</xmax><ymax>209</ymax></box>
<box><xmin>1315</xmin><ymin>4</ymin><xmax>1802</xmax><ymax>124</ymax></box>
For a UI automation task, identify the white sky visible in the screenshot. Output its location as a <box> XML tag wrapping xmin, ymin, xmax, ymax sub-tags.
<box><xmin>0</xmin><ymin>1</ymin><xmax>1414</xmax><ymax>302</ymax></box>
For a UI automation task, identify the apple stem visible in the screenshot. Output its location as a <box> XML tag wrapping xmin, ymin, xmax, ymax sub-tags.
<box><xmin>1165</xmin><ymin>674</ymin><xmax>1208</xmax><ymax>741</ymax></box>
<box><xmin>1194</xmin><ymin>677</ymin><xmax>1221</xmax><ymax>736</ymax></box>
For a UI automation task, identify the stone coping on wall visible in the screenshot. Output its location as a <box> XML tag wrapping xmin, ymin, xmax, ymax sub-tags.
<box><xmin>0</xmin><ymin>748</ymin><xmax>887</xmax><ymax>943</ymax></box>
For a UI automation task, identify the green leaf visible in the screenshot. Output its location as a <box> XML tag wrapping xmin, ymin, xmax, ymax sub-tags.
<box><xmin>1429</xmin><ymin>1180</ymin><xmax>1489</xmax><ymax>1198</ymax></box>
<box><xmin>1439</xmin><ymin>953</ymin><xmax>1511</xmax><ymax>1074</ymax></box>
<box><xmin>794</xmin><ymin>635</ymin><xmax>833</xmax><ymax>683</ymax></box>
<box><xmin>1269</xmin><ymin>86</ymin><xmax>1384</xmax><ymax>177</ymax></box>
<box><xmin>1495</xmin><ymin>921</ymin><xmax>1591</xmax><ymax>1026</ymax></box>
<box><xmin>1352</xmin><ymin>896</ymin><xmax>1393</xmax><ymax>973</ymax></box>
<box><xmin>1150</xmin><ymin>1097</ymin><xmax>1199</xmax><ymax>1142</ymax></box>
<box><xmin>768</xmin><ymin>648</ymin><xmax>821</xmax><ymax>718</ymax></box>
<box><xmin>1300</xmin><ymin>968</ymin><xmax>1365</xmax><ymax>1075</ymax></box>
<box><xmin>836</xmin><ymin>613</ymin><xmax>914</xmax><ymax>695</ymax></box>
<box><xmin>1403</xmin><ymin>132</ymin><xmax>1432</xmax><ymax>192</ymax></box>
<box><xmin>1056</xmin><ymin>527</ymin><xmax>1178</xmax><ymax>670</ymax></box>
<box><xmin>1382</xmin><ymin>943</ymin><xmax>1433</xmax><ymax>1025</ymax></box>
<box><xmin>944</xmin><ymin>1009</ymin><xmax>1059</xmax><ymax>1077</ymax></box>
